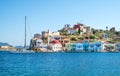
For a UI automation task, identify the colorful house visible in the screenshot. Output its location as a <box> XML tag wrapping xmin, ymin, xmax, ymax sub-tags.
<box><xmin>66</xmin><ymin>28</ymin><xmax>76</xmax><ymax>34</ymax></box>
<box><xmin>48</xmin><ymin>40</ymin><xmax>63</xmax><ymax>52</ymax></box>
<box><xmin>73</xmin><ymin>43</ymin><xmax>84</xmax><ymax>52</ymax></box>
<box><xmin>65</xmin><ymin>43</ymin><xmax>74</xmax><ymax>52</ymax></box>
<box><xmin>73</xmin><ymin>40</ymin><xmax>102</xmax><ymax>52</ymax></box>
<box><xmin>103</xmin><ymin>43</ymin><xmax>115</xmax><ymax>52</ymax></box>
<box><xmin>115</xmin><ymin>43</ymin><xmax>120</xmax><ymax>52</ymax></box>
<box><xmin>29</xmin><ymin>33</ymin><xmax>47</xmax><ymax>51</ymax></box>
<box><xmin>89</xmin><ymin>42</ymin><xmax>102</xmax><ymax>52</ymax></box>
<box><xmin>73</xmin><ymin>23</ymin><xmax>91</xmax><ymax>35</ymax></box>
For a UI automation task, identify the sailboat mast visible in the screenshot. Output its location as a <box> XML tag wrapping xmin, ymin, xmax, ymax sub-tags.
<box><xmin>24</xmin><ymin>16</ymin><xmax>27</xmax><ymax>48</ymax></box>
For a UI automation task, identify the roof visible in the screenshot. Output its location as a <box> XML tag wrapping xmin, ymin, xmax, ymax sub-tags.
<box><xmin>52</xmin><ymin>40</ymin><xmax>60</xmax><ymax>44</ymax></box>
<box><xmin>74</xmin><ymin>25</ymin><xmax>80</xmax><ymax>29</ymax></box>
<box><xmin>67</xmin><ymin>28</ymin><xmax>76</xmax><ymax>30</ymax></box>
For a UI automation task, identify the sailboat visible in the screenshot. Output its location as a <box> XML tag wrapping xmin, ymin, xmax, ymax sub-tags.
<box><xmin>10</xmin><ymin>16</ymin><xmax>35</xmax><ymax>53</ymax></box>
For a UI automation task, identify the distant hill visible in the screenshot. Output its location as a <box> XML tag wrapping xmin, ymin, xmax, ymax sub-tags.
<box><xmin>0</xmin><ymin>42</ymin><xmax>12</xmax><ymax>46</ymax></box>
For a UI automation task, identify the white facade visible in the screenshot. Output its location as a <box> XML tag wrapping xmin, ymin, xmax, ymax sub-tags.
<box><xmin>115</xmin><ymin>43</ymin><xmax>120</xmax><ymax>51</ymax></box>
<box><xmin>49</xmin><ymin>31</ymin><xmax>61</xmax><ymax>42</ymax></box>
<box><xmin>80</xmin><ymin>25</ymin><xmax>91</xmax><ymax>35</ymax></box>
<box><xmin>35</xmin><ymin>39</ymin><xmax>47</xmax><ymax>48</ymax></box>
<box><xmin>102</xmin><ymin>43</ymin><xmax>115</xmax><ymax>52</ymax></box>
<box><xmin>49</xmin><ymin>43</ymin><xmax>62</xmax><ymax>52</ymax></box>
<box><xmin>49</xmin><ymin>32</ymin><xmax>60</xmax><ymax>36</ymax></box>
<box><xmin>50</xmin><ymin>36</ymin><xmax>61</xmax><ymax>42</ymax></box>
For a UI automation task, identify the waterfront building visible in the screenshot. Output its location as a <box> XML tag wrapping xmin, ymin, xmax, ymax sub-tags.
<box><xmin>48</xmin><ymin>40</ymin><xmax>63</xmax><ymax>52</ymax></box>
<box><xmin>103</xmin><ymin>43</ymin><xmax>115</xmax><ymax>52</ymax></box>
<box><xmin>83</xmin><ymin>40</ymin><xmax>89</xmax><ymax>52</ymax></box>
<box><xmin>29</xmin><ymin>33</ymin><xmax>47</xmax><ymax>51</ymax></box>
<box><xmin>73</xmin><ymin>40</ymin><xmax>89</xmax><ymax>52</ymax></box>
<box><xmin>65</xmin><ymin>43</ymin><xmax>74</xmax><ymax>52</ymax></box>
<box><xmin>35</xmin><ymin>39</ymin><xmax>47</xmax><ymax>48</ymax></box>
<box><xmin>73</xmin><ymin>40</ymin><xmax>102</xmax><ymax>52</ymax></box>
<box><xmin>115</xmin><ymin>43</ymin><xmax>120</xmax><ymax>52</ymax></box>
<box><xmin>73</xmin><ymin>43</ymin><xmax>84</xmax><ymax>52</ymax></box>
<box><xmin>89</xmin><ymin>42</ymin><xmax>102</xmax><ymax>52</ymax></box>
<box><xmin>89</xmin><ymin>42</ymin><xmax>94</xmax><ymax>52</ymax></box>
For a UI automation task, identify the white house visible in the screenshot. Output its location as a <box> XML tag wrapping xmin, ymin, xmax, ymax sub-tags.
<box><xmin>48</xmin><ymin>40</ymin><xmax>63</xmax><ymax>52</ymax></box>
<box><xmin>115</xmin><ymin>43</ymin><xmax>120</xmax><ymax>52</ymax></box>
<box><xmin>102</xmin><ymin>43</ymin><xmax>115</xmax><ymax>52</ymax></box>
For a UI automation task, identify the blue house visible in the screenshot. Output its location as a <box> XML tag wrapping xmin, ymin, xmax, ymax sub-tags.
<box><xmin>73</xmin><ymin>40</ymin><xmax>102</xmax><ymax>52</ymax></box>
<box><xmin>83</xmin><ymin>40</ymin><xmax>89</xmax><ymax>52</ymax></box>
<box><xmin>73</xmin><ymin>43</ymin><xmax>84</xmax><ymax>52</ymax></box>
<box><xmin>89</xmin><ymin>42</ymin><xmax>102</xmax><ymax>52</ymax></box>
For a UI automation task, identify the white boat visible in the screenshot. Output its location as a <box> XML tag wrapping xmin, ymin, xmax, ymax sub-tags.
<box><xmin>10</xmin><ymin>16</ymin><xmax>35</xmax><ymax>53</ymax></box>
<box><xmin>10</xmin><ymin>48</ymin><xmax>35</xmax><ymax>53</ymax></box>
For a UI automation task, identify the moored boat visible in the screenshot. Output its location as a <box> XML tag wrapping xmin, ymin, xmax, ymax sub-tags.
<box><xmin>10</xmin><ymin>16</ymin><xmax>35</xmax><ymax>53</ymax></box>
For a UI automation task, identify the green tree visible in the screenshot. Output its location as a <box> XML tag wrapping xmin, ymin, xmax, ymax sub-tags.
<box><xmin>78</xmin><ymin>27</ymin><xmax>81</xmax><ymax>34</ymax></box>
<box><xmin>115</xmin><ymin>31</ymin><xmax>120</xmax><ymax>36</ymax></box>
<box><xmin>71</xmin><ymin>37</ymin><xmax>77</xmax><ymax>41</ymax></box>
<box><xmin>106</xmin><ymin>26</ymin><xmax>108</xmax><ymax>31</ymax></box>
<box><xmin>74</xmin><ymin>32</ymin><xmax>79</xmax><ymax>35</ymax></box>
<box><xmin>78</xmin><ymin>37</ymin><xmax>84</xmax><ymax>40</ymax></box>
<box><xmin>89</xmin><ymin>35</ymin><xmax>95</xmax><ymax>39</ymax></box>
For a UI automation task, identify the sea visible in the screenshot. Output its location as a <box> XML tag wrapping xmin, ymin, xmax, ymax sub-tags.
<box><xmin>0</xmin><ymin>51</ymin><xmax>120</xmax><ymax>76</ymax></box>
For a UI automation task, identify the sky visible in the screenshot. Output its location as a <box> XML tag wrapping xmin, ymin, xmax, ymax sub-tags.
<box><xmin>0</xmin><ymin>0</ymin><xmax>120</xmax><ymax>46</ymax></box>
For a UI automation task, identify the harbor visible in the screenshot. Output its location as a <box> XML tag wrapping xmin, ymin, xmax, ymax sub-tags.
<box><xmin>1</xmin><ymin>0</ymin><xmax>120</xmax><ymax>76</ymax></box>
<box><xmin>0</xmin><ymin>22</ymin><xmax>120</xmax><ymax>52</ymax></box>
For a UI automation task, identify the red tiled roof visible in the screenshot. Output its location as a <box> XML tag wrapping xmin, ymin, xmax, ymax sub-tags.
<box><xmin>74</xmin><ymin>25</ymin><xmax>80</xmax><ymax>29</ymax></box>
<box><xmin>52</xmin><ymin>40</ymin><xmax>60</xmax><ymax>44</ymax></box>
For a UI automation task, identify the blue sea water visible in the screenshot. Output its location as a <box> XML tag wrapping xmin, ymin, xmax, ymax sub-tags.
<box><xmin>0</xmin><ymin>51</ymin><xmax>120</xmax><ymax>76</ymax></box>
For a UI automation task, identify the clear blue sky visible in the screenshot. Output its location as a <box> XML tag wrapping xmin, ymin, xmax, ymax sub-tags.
<box><xmin>0</xmin><ymin>0</ymin><xmax>120</xmax><ymax>46</ymax></box>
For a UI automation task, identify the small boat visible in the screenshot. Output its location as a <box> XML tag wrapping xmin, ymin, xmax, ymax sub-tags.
<box><xmin>10</xmin><ymin>48</ymin><xmax>35</xmax><ymax>53</ymax></box>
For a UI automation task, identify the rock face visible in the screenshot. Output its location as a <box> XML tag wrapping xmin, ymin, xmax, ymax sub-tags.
<box><xmin>0</xmin><ymin>42</ymin><xmax>16</xmax><ymax>51</ymax></box>
<box><xmin>0</xmin><ymin>46</ymin><xmax>16</xmax><ymax>51</ymax></box>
